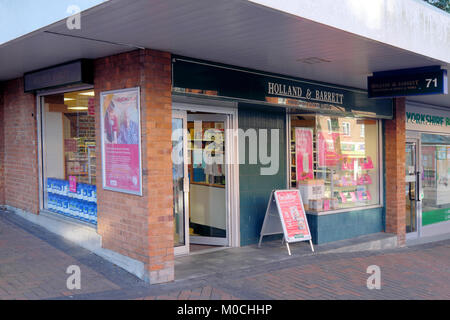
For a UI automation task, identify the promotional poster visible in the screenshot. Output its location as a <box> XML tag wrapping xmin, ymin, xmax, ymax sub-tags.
<box><xmin>101</xmin><ymin>87</ymin><xmax>142</xmax><ymax>195</ymax></box>
<box><xmin>274</xmin><ymin>190</ymin><xmax>311</xmax><ymax>242</ymax></box>
<box><xmin>295</xmin><ymin>128</ymin><xmax>314</xmax><ymax>181</ymax></box>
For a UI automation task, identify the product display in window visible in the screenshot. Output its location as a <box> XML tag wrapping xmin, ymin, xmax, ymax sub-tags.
<box><xmin>46</xmin><ymin>178</ymin><xmax>97</xmax><ymax>225</ymax></box>
<box><xmin>41</xmin><ymin>90</ymin><xmax>98</xmax><ymax>225</ymax></box>
<box><xmin>290</xmin><ymin>115</ymin><xmax>380</xmax><ymax>212</ymax></box>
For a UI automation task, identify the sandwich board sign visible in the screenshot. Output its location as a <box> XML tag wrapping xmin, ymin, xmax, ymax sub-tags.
<box><xmin>258</xmin><ymin>190</ymin><xmax>314</xmax><ymax>255</ymax></box>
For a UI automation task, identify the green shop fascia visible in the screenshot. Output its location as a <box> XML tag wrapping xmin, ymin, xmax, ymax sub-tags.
<box><xmin>172</xmin><ymin>56</ymin><xmax>393</xmax><ymax>245</ymax></box>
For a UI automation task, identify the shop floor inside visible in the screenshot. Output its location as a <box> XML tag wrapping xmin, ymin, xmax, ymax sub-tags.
<box><xmin>174</xmin><ymin>233</ymin><xmax>398</xmax><ymax>282</ymax></box>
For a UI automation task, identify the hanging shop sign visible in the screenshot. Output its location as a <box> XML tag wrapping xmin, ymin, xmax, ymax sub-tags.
<box><xmin>368</xmin><ymin>66</ymin><xmax>448</xmax><ymax>98</ymax></box>
<box><xmin>259</xmin><ymin>190</ymin><xmax>314</xmax><ymax>255</ymax></box>
<box><xmin>172</xmin><ymin>56</ymin><xmax>393</xmax><ymax>119</ymax></box>
<box><xmin>406</xmin><ymin>104</ymin><xmax>450</xmax><ymax>134</ymax></box>
<box><xmin>100</xmin><ymin>87</ymin><xmax>142</xmax><ymax>196</ymax></box>
<box><xmin>24</xmin><ymin>59</ymin><xmax>94</xmax><ymax>93</ymax></box>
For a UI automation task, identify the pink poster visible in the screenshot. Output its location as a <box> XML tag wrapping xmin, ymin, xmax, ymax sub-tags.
<box><xmin>318</xmin><ymin>132</ymin><xmax>341</xmax><ymax>167</ymax></box>
<box><xmin>69</xmin><ymin>176</ymin><xmax>77</xmax><ymax>193</ymax></box>
<box><xmin>295</xmin><ymin>128</ymin><xmax>313</xmax><ymax>181</ymax></box>
<box><xmin>275</xmin><ymin>190</ymin><xmax>311</xmax><ymax>241</ymax></box>
<box><xmin>101</xmin><ymin>88</ymin><xmax>142</xmax><ymax>195</ymax></box>
<box><xmin>88</xmin><ymin>98</ymin><xmax>96</xmax><ymax>116</ymax></box>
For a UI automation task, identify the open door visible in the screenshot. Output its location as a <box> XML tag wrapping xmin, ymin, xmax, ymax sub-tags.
<box><xmin>187</xmin><ymin>113</ymin><xmax>229</xmax><ymax>246</ymax></box>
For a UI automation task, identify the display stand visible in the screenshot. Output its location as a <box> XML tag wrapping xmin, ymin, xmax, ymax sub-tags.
<box><xmin>259</xmin><ymin>190</ymin><xmax>314</xmax><ymax>255</ymax></box>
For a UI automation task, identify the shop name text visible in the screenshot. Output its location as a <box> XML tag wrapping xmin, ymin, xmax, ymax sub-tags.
<box><xmin>268</xmin><ymin>82</ymin><xmax>344</xmax><ymax>105</ymax></box>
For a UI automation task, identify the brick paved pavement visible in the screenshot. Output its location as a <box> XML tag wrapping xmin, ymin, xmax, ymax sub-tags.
<box><xmin>0</xmin><ymin>211</ymin><xmax>449</xmax><ymax>300</ymax></box>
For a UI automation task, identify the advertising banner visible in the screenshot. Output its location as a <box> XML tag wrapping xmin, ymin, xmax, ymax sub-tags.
<box><xmin>274</xmin><ymin>190</ymin><xmax>312</xmax><ymax>242</ymax></box>
<box><xmin>295</xmin><ymin>128</ymin><xmax>314</xmax><ymax>181</ymax></box>
<box><xmin>317</xmin><ymin>132</ymin><xmax>342</xmax><ymax>167</ymax></box>
<box><xmin>100</xmin><ymin>87</ymin><xmax>142</xmax><ymax>195</ymax></box>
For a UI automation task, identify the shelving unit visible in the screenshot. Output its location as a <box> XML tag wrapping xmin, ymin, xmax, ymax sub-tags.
<box><xmin>65</xmin><ymin>138</ymin><xmax>97</xmax><ymax>185</ymax></box>
<box><xmin>187</xmin><ymin>123</ymin><xmax>226</xmax><ymax>189</ymax></box>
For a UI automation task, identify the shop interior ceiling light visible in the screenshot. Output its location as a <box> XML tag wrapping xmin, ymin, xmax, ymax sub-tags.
<box><xmin>68</xmin><ymin>106</ymin><xmax>88</xmax><ymax>111</ymax></box>
<box><xmin>79</xmin><ymin>91</ymin><xmax>95</xmax><ymax>96</ymax></box>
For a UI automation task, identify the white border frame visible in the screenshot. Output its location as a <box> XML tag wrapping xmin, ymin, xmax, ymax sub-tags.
<box><xmin>100</xmin><ymin>87</ymin><xmax>143</xmax><ymax>196</ymax></box>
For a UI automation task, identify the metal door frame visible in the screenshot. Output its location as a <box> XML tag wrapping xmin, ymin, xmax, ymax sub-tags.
<box><xmin>172</xmin><ymin>110</ymin><xmax>190</xmax><ymax>256</ymax></box>
<box><xmin>405</xmin><ymin>137</ymin><xmax>422</xmax><ymax>240</ymax></box>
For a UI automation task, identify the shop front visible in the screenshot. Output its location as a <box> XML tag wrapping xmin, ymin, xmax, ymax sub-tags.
<box><xmin>172</xmin><ymin>57</ymin><xmax>393</xmax><ymax>248</ymax></box>
<box><xmin>1</xmin><ymin>50</ymin><xmax>398</xmax><ymax>280</ymax></box>
<box><xmin>405</xmin><ymin>102</ymin><xmax>450</xmax><ymax>239</ymax></box>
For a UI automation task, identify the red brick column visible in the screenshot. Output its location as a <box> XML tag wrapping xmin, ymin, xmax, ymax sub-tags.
<box><xmin>2</xmin><ymin>79</ymin><xmax>39</xmax><ymax>214</ymax></box>
<box><xmin>385</xmin><ymin>98</ymin><xmax>406</xmax><ymax>245</ymax></box>
<box><xmin>95</xmin><ymin>49</ymin><xmax>174</xmax><ymax>284</ymax></box>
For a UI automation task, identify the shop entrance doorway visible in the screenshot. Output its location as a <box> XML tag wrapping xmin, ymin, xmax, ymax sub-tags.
<box><xmin>172</xmin><ymin>105</ymin><xmax>237</xmax><ymax>256</ymax></box>
<box><xmin>405</xmin><ymin>139</ymin><xmax>421</xmax><ymax>239</ymax></box>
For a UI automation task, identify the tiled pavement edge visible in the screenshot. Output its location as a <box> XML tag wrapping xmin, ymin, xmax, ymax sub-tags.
<box><xmin>1</xmin><ymin>210</ymin><xmax>449</xmax><ymax>300</ymax></box>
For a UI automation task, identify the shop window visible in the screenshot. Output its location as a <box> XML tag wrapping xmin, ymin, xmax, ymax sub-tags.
<box><xmin>421</xmin><ymin>134</ymin><xmax>450</xmax><ymax>226</ymax></box>
<box><xmin>41</xmin><ymin>90</ymin><xmax>97</xmax><ymax>225</ymax></box>
<box><xmin>290</xmin><ymin>114</ymin><xmax>380</xmax><ymax>212</ymax></box>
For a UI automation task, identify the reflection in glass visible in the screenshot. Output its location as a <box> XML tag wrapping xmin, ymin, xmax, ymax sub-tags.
<box><xmin>290</xmin><ymin>114</ymin><xmax>380</xmax><ymax>212</ymax></box>
<box><xmin>172</xmin><ymin>117</ymin><xmax>185</xmax><ymax>247</ymax></box>
<box><xmin>188</xmin><ymin>120</ymin><xmax>227</xmax><ymax>239</ymax></box>
<box><xmin>421</xmin><ymin>134</ymin><xmax>450</xmax><ymax>226</ymax></box>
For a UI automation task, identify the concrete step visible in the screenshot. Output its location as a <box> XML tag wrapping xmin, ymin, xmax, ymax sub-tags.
<box><xmin>316</xmin><ymin>233</ymin><xmax>398</xmax><ymax>254</ymax></box>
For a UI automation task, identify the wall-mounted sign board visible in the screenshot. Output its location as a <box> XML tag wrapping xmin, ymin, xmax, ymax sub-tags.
<box><xmin>406</xmin><ymin>104</ymin><xmax>450</xmax><ymax>134</ymax></box>
<box><xmin>24</xmin><ymin>59</ymin><xmax>94</xmax><ymax>93</ymax></box>
<box><xmin>173</xmin><ymin>56</ymin><xmax>393</xmax><ymax>119</ymax></box>
<box><xmin>368</xmin><ymin>66</ymin><xmax>448</xmax><ymax>98</ymax></box>
<box><xmin>259</xmin><ymin>190</ymin><xmax>314</xmax><ymax>255</ymax></box>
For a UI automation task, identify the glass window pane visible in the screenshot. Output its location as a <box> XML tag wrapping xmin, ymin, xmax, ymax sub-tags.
<box><xmin>290</xmin><ymin>114</ymin><xmax>380</xmax><ymax>212</ymax></box>
<box><xmin>42</xmin><ymin>90</ymin><xmax>97</xmax><ymax>225</ymax></box>
<box><xmin>188</xmin><ymin>119</ymin><xmax>226</xmax><ymax>239</ymax></box>
<box><xmin>421</xmin><ymin>134</ymin><xmax>450</xmax><ymax>226</ymax></box>
<box><xmin>172</xmin><ymin>117</ymin><xmax>185</xmax><ymax>247</ymax></box>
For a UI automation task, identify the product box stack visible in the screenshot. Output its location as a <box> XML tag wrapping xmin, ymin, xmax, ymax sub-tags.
<box><xmin>298</xmin><ymin>179</ymin><xmax>325</xmax><ymax>211</ymax></box>
<box><xmin>46</xmin><ymin>178</ymin><xmax>98</xmax><ymax>225</ymax></box>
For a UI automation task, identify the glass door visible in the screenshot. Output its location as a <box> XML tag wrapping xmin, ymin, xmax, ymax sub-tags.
<box><xmin>187</xmin><ymin>113</ymin><xmax>228</xmax><ymax>246</ymax></box>
<box><xmin>172</xmin><ymin>110</ymin><xmax>190</xmax><ymax>255</ymax></box>
<box><xmin>405</xmin><ymin>139</ymin><xmax>420</xmax><ymax>238</ymax></box>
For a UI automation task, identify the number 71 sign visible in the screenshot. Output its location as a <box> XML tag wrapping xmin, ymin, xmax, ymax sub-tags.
<box><xmin>368</xmin><ymin>66</ymin><xmax>447</xmax><ymax>98</ymax></box>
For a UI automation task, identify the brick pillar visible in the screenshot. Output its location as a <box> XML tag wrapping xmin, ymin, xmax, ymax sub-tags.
<box><xmin>142</xmin><ymin>50</ymin><xmax>175</xmax><ymax>284</ymax></box>
<box><xmin>385</xmin><ymin>98</ymin><xmax>406</xmax><ymax>245</ymax></box>
<box><xmin>95</xmin><ymin>49</ymin><xmax>174</xmax><ymax>284</ymax></box>
<box><xmin>2</xmin><ymin>79</ymin><xmax>38</xmax><ymax>214</ymax></box>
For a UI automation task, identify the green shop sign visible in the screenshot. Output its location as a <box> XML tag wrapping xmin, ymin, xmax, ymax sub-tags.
<box><xmin>406</xmin><ymin>112</ymin><xmax>450</xmax><ymax>127</ymax></box>
<box><xmin>423</xmin><ymin>208</ymin><xmax>450</xmax><ymax>226</ymax></box>
<box><xmin>173</xmin><ymin>56</ymin><xmax>393</xmax><ymax>119</ymax></box>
